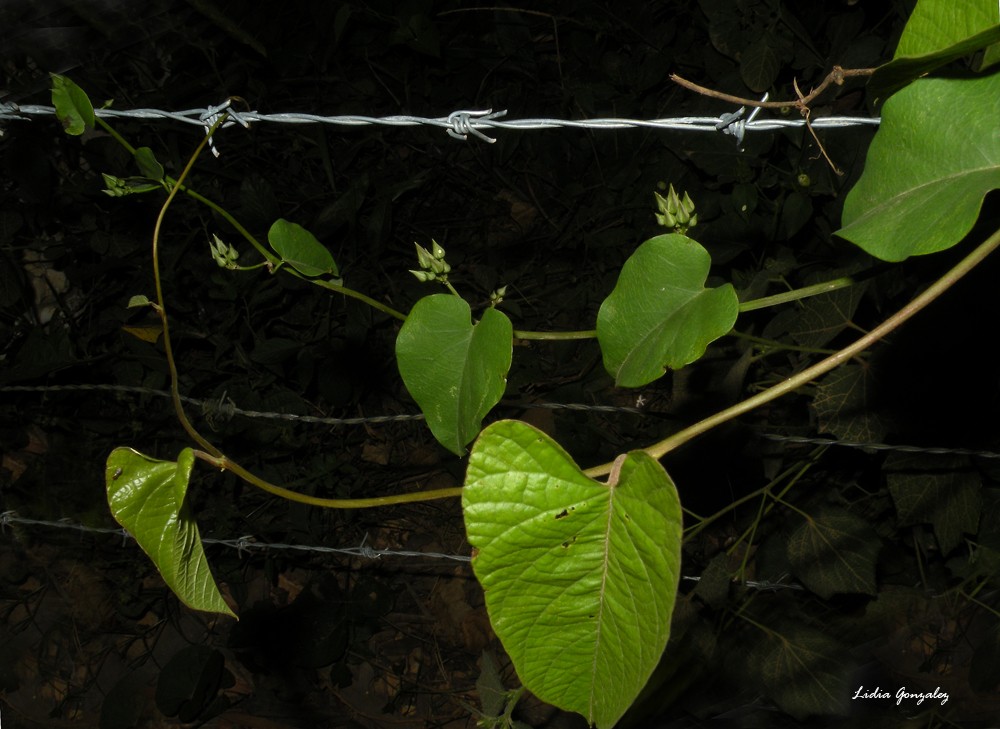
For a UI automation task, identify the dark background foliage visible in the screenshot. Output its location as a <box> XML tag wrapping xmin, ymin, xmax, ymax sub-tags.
<box><xmin>2</xmin><ymin>0</ymin><xmax>1000</xmax><ymax>727</ymax></box>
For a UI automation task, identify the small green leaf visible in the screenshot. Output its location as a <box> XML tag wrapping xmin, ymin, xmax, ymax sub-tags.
<box><xmin>127</xmin><ymin>294</ymin><xmax>152</xmax><ymax>308</ymax></box>
<box><xmin>106</xmin><ymin>447</ymin><xmax>235</xmax><ymax>617</ymax></box>
<box><xmin>597</xmin><ymin>234</ymin><xmax>738</xmax><ymax>388</ymax></box>
<box><xmin>885</xmin><ymin>453</ymin><xmax>982</xmax><ymax>553</ymax></box>
<box><xmin>267</xmin><ymin>219</ymin><xmax>338</xmax><ymax>277</ymax></box>
<box><xmin>135</xmin><ymin>147</ymin><xmax>165</xmax><ymax>181</ymax></box>
<box><xmin>396</xmin><ymin>295</ymin><xmax>512</xmax><ymax>455</ymax></box>
<box><xmin>787</xmin><ymin>508</ymin><xmax>880</xmax><ymax>598</ymax></box>
<box><xmin>50</xmin><ymin>74</ymin><xmax>95</xmax><ymax>135</ymax></box>
<box><xmin>463</xmin><ymin>420</ymin><xmax>683</xmax><ymax>729</ymax></box>
<box><xmin>837</xmin><ymin>73</ymin><xmax>1000</xmax><ymax>261</ymax></box>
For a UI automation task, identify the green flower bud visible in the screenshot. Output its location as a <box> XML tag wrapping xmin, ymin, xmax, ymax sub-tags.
<box><xmin>431</xmin><ymin>239</ymin><xmax>446</xmax><ymax>260</ymax></box>
<box><xmin>654</xmin><ymin>190</ymin><xmax>670</xmax><ymax>215</ymax></box>
<box><xmin>430</xmin><ymin>258</ymin><xmax>451</xmax><ymax>275</ymax></box>
<box><xmin>414</xmin><ymin>242</ymin><xmax>435</xmax><ymax>270</ymax></box>
<box><xmin>681</xmin><ymin>191</ymin><xmax>696</xmax><ymax>216</ymax></box>
<box><xmin>210</xmin><ymin>234</ymin><xmax>239</xmax><ymax>269</ymax></box>
<box><xmin>656</xmin><ymin>210</ymin><xmax>677</xmax><ymax>228</ymax></box>
<box><xmin>654</xmin><ymin>184</ymin><xmax>697</xmax><ymax>232</ymax></box>
<box><xmin>410</xmin><ymin>269</ymin><xmax>436</xmax><ymax>282</ymax></box>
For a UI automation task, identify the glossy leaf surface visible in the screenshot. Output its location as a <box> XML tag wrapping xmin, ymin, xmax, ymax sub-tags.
<box><xmin>838</xmin><ymin>72</ymin><xmax>1000</xmax><ymax>261</ymax></box>
<box><xmin>106</xmin><ymin>447</ymin><xmax>235</xmax><ymax>617</ymax></box>
<box><xmin>396</xmin><ymin>295</ymin><xmax>512</xmax><ymax>455</ymax></box>
<box><xmin>463</xmin><ymin>420</ymin><xmax>683</xmax><ymax>728</ymax></box>
<box><xmin>597</xmin><ymin>234</ymin><xmax>738</xmax><ymax>387</ymax></box>
<box><xmin>267</xmin><ymin>218</ymin><xmax>338</xmax><ymax>277</ymax></box>
<box><xmin>870</xmin><ymin>0</ymin><xmax>1000</xmax><ymax>102</ymax></box>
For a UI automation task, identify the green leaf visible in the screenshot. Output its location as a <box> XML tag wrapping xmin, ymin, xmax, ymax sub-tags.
<box><xmin>106</xmin><ymin>447</ymin><xmax>235</xmax><ymax>617</ymax></box>
<box><xmin>882</xmin><ymin>0</ymin><xmax>1000</xmax><ymax>99</ymax></box>
<box><xmin>135</xmin><ymin>147</ymin><xmax>165</xmax><ymax>181</ymax></box>
<box><xmin>837</xmin><ymin>72</ymin><xmax>1000</xmax><ymax>261</ymax></box>
<box><xmin>50</xmin><ymin>74</ymin><xmax>95</xmax><ymax>135</ymax></box>
<box><xmin>396</xmin><ymin>295</ymin><xmax>512</xmax><ymax>455</ymax></box>
<box><xmin>744</xmin><ymin>622</ymin><xmax>852</xmax><ymax>718</ymax></box>
<box><xmin>463</xmin><ymin>420</ymin><xmax>683</xmax><ymax>729</ymax></box>
<box><xmin>885</xmin><ymin>453</ymin><xmax>982</xmax><ymax>553</ymax></box>
<box><xmin>597</xmin><ymin>234</ymin><xmax>739</xmax><ymax>388</ymax></box>
<box><xmin>787</xmin><ymin>508</ymin><xmax>880</xmax><ymax>598</ymax></box>
<box><xmin>267</xmin><ymin>219</ymin><xmax>338</xmax><ymax>277</ymax></box>
<box><xmin>870</xmin><ymin>24</ymin><xmax>1000</xmax><ymax>103</ymax></box>
<box><xmin>894</xmin><ymin>0</ymin><xmax>999</xmax><ymax>59</ymax></box>
<box><xmin>870</xmin><ymin>0</ymin><xmax>1000</xmax><ymax>103</ymax></box>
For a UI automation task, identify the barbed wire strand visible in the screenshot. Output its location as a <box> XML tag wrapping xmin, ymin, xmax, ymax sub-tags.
<box><xmin>0</xmin><ymin>511</ymin><xmax>805</xmax><ymax>591</ymax></box>
<box><xmin>7</xmin><ymin>384</ymin><xmax>992</xmax><ymax>594</ymax></box>
<box><xmin>0</xmin><ymin>102</ymin><xmax>880</xmax><ymax>148</ymax></box>
<box><xmin>5</xmin><ymin>382</ymin><xmax>1000</xmax><ymax>460</ymax></box>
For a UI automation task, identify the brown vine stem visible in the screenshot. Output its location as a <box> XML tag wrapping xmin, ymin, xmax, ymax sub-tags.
<box><xmin>669</xmin><ymin>66</ymin><xmax>876</xmax><ymax>111</ymax></box>
<box><xmin>671</xmin><ymin>66</ymin><xmax>876</xmax><ymax>174</ymax></box>
<box><xmin>585</xmin><ymin>223</ymin><xmax>1000</xmax><ymax>479</ymax></box>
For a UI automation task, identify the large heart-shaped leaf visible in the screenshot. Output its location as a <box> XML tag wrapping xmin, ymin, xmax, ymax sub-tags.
<box><xmin>106</xmin><ymin>447</ymin><xmax>235</xmax><ymax>617</ymax></box>
<box><xmin>463</xmin><ymin>420</ymin><xmax>683</xmax><ymax>728</ymax></box>
<box><xmin>837</xmin><ymin>72</ymin><xmax>1000</xmax><ymax>261</ymax></box>
<box><xmin>396</xmin><ymin>295</ymin><xmax>512</xmax><ymax>455</ymax></box>
<box><xmin>597</xmin><ymin>234</ymin><xmax>738</xmax><ymax>387</ymax></box>
<box><xmin>267</xmin><ymin>218</ymin><xmax>338</xmax><ymax>277</ymax></box>
<box><xmin>869</xmin><ymin>0</ymin><xmax>1000</xmax><ymax>102</ymax></box>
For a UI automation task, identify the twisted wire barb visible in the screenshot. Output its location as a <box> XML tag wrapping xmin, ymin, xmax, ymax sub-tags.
<box><xmin>0</xmin><ymin>101</ymin><xmax>880</xmax><ymax>143</ymax></box>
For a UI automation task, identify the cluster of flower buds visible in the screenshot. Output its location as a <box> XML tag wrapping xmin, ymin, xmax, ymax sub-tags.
<box><xmin>209</xmin><ymin>234</ymin><xmax>240</xmax><ymax>269</ymax></box>
<box><xmin>654</xmin><ymin>184</ymin><xmax>697</xmax><ymax>234</ymax></box>
<box><xmin>410</xmin><ymin>239</ymin><xmax>451</xmax><ymax>283</ymax></box>
<box><xmin>490</xmin><ymin>285</ymin><xmax>507</xmax><ymax>307</ymax></box>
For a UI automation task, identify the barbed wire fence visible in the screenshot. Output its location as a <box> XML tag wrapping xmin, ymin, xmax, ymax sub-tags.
<box><xmin>0</xmin><ymin>99</ymin><xmax>881</xmax><ymax>153</ymax></box>
<box><xmin>6</xmin><ymin>382</ymin><xmax>999</xmax><ymax>594</ymax></box>
<box><xmin>0</xmin><ymin>95</ymin><xmax>926</xmax><ymax>595</ymax></box>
